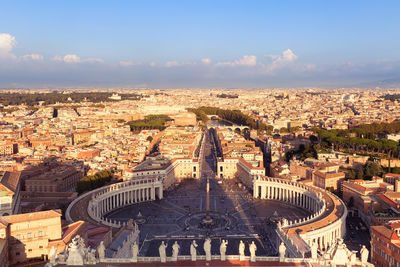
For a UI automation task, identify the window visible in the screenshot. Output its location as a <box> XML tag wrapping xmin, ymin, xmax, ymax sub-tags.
<box><xmin>39</xmin><ymin>246</ymin><xmax>43</xmax><ymax>249</ymax></box>
<box><xmin>28</xmin><ymin>249</ymin><xmax>32</xmax><ymax>252</ymax></box>
<box><xmin>16</xmin><ymin>234</ymin><xmax>20</xmax><ymax>240</ymax></box>
<box><xmin>38</xmin><ymin>230</ymin><xmax>43</xmax><ymax>237</ymax></box>
<box><xmin>16</xmin><ymin>252</ymin><xmax>20</xmax><ymax>256</ymax></box>
<box><xmin>27</xmin><ymin>232</ymin><xmax>32</xmax><ymax>239</ymax></box>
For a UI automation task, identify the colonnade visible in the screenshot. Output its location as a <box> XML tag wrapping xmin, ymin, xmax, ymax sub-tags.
<box><xmin>253</xmin><ymin>177</ymin><xmax>324</xmax><ymax>215</ymax></box>
<box><xmin>86</xmin><ymin>177</ymin><xmax>163</xmax><ymax>226</ymax></box>
<box><xmin>252</xmin><ymin>176</ymin><xmax>347</xmax><ymax>252</ymax></box>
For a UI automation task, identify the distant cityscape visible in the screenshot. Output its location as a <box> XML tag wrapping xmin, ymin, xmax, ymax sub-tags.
<box><xmin>0</xmin><ymin>88</ymin><xmax>399</xmax><ymax>266</ymax></box>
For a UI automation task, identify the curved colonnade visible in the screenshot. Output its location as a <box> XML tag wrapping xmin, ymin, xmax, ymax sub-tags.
<box><xmin>253</xmin><ymin>176</ymin><xmax>347</xmax><ymax>251</ymax></box>
<box><xmin>66</xmin><ymin>177</ymin><xmax>163</xmax><ymax>228</ymax></box>
<box><xmin>67</xmin><ymin>175</ymin><xmax>346</xmax><ymax>254</ymax></box>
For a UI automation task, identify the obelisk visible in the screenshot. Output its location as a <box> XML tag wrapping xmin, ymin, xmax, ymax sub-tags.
<box><xmin>206</xmin><ymin>176</ymin><xmax>210</xmax><ymax>220</ymax></box>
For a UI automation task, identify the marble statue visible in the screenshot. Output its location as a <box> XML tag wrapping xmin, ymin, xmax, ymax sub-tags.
<box><xmin>311</xmin><ymin>241</ymin><xmax>317</xmax><ymax>259</ymax></box>
<box><xmin>49</xmin><ymin>246</ymin><xmax>57</xmax><ymax>264</ymax></box>
<box><xmin>159</xmin><ymin>241</ymin><xmax>168</xmax><ymax>263</ymax></box>
<box><xmin>190</xmin><ymin>240</ymin><xmax>198</xmax><ymax>261</ymax></box>
<box><xmin>249</xmin><ymin>241</ymin><xmax>257</xmax><ymax>262</ymax></box>
<box><xmin>332</xmin><ymin>239</ymin><xmax>351</xmax><ymax>266</ymax></box>
<box><xmin>66</xmin><ymin>236</ymin><xmax>84</xmax><ymax>265</ymax></box>
<box><xmin>204</xmin><ymin>238</ymin><xmax>212</xmax><ymax>261</ymax></box>
<box><xmin>220</xmin><ymin>240</ymin><xmax>228</xmax><ymax>261</ymax></box>
<box><xmin>132</xmin><ymin>242</ymin><xmax>139</xmax><ymax>262</ymax></box>
<box><xmin>279</xmin><ymin>242</ymin><xmax>286</xmax><ymax>260</ymax></box>
<box><xmin>172</xmin><ymin>241</ymin><xmax>180</xmax><ymax>261</ymax></box>
<box><xmin>360</xmin><ymin>245</ymin><xmax>369</xmax><ymax>263</ymax></box>
<box><xmin>86</xmin><ymin>249</ymin><xmax>97</xmax><ymax>265</ymax></box>
<box><xmin>239</xmin><ymin>240</ymin><xmax>245</xmax><ymax>261</ymax></box>
<box><xmin>97</xmin><ymin>241</ymin><xmax>105</xmax><ymax>260</ymax></box>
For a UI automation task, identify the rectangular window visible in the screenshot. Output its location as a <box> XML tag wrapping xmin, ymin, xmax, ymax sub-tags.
<box><xmin>27</xmin><ymin>232</ymin><xmax>32</xmax><ymax>239</ymax></box>
<box><xmin>28</xmin><ymin>249</ymin><xmax>32</xmax><ymax>252</ymax></box>
<box><xmin>16</xmin><ymin>252</ymin><xmax>20</xmax><ymax>256</ymax></box>
<box><xmin>38</xmin><ymin>231</ymin><xmax>43</xmax><ymax>237</ymax></box>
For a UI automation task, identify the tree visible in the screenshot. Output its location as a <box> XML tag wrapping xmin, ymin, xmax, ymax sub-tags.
<box><xmin>146</xmin><ymin>136</ymin><xmax>153</xmax><ymax>142</ymax></box>
<box><xmin>364</xmin><ymin>161</ymin><xmax>382</xmax><ymax>179</ymax></box>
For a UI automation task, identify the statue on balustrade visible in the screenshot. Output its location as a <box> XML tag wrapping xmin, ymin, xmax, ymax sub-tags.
<box><xmin>220</xmin><ymin>240</ymin><xmax>228</xmax><ymax>261</ymax></box>
<box><xmin>360</xmin><ymin>245</ymin><xmax>369</xmax><ymax>263</ymax></box>
<box><xmin>172</xmin><ymin>241</ymin><xmax>180</xmax><ymax>261</ymax></box>
<box><xmin>132</xmin><ymin>241</ymin><xmax>139</xmax><ymax>262</ymax></box>
<box><xmin>279</xmin><ymin>242</ymin><xmax>286</xmax><ymax>260</ymax></box>
<box><xmin>97</xmin><ymin>241</ymin><xmax>105</xmax><ymax>260</ymax></box>
<box><xmin>239</xmin><ymin>240</ymin><xmax>245</xmax><ymax>260</ymax></box>
<box><xmin>190</xmin><ymin>240</ymin><xmax>198</xmax><ymax>261</ymax></box>
<box><xmin>249</xmin><ymin>241</ymin><xmax>257</xmax><ymax>262</ymax></box>
<box><xmin>204</xmin><ymin>238</ymin><xmax>212</xmax><ymax>261</ymax></box>
<box><xmin>159</xmin><ymin>241</ymin><xmax>168</xmax><ymax>263</ymax></box>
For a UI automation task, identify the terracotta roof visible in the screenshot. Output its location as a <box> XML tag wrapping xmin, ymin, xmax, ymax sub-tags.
<box><xmin>1</xmin><ymin>209</ymin><xmax>62</xmax><ymax>224</ymax></box>
<box><xmin>385</xmin><ymin>173</ymin><xmax>400</xmax><ymax>178</ymax></box>
<box><xmin>375</xmin><ymin>193</ymin><xmax>400</xmax><ymax>212</ymax></box>
<box><xmin>372</xmin><ymin>224</ymin><xmax>397</xmax><ymax>240</ymax></box>
<box><xmin>0</xmin><ymin>171</ymin><xmax>21</xmax><ymax>192</ymax></box>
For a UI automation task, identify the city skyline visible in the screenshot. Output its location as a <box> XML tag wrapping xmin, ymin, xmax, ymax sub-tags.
<box><xmin>0</xmin><ymin>0</ymin><xmax>399</xmax><ymax>88</ymax></box>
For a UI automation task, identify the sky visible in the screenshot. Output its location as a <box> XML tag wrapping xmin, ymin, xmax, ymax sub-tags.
<box><xmin>0</xmin><ymin>0</ymin><xmax>399</xmax><ymax>88</ymax></box>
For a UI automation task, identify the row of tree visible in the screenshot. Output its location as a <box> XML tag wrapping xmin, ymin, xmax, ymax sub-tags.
<box><xmin>127</xmin><ymin>115</ymin><xmax>172</xmax><ymax>133</ymax></box>
<box><xmin>0</xmin><ymin>92</ymin><xmax>142</xmax><ymax>106</ymax></box>
<box><xmin>76</xmin><ymin>169</ymin><xmax>113</xmax><ymax>194</ymax></box>
<box><xmin>188</xmin><ymin>106</ymin><xmax>272</xmax><ymax>131</ymax></box>
<box><xmin>316</xmin><ymin>128</ymin><xmax>400</xmax><ymax>158</ymax></box>
<box><xmin>345</xmin><ymin>161</ymin><xmax>382</xmax><ymax>180</ymax></box>
<box><xmin>216</xmin><ymin>93</ymin><xmax>238</xmax><ymax>99</ymax></box>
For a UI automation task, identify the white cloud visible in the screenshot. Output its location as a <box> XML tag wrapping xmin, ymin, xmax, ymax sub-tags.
<box><xmin>201</xmin><ymin>58</ymin><xmax>211</xmax><ymax>64</ymax></box>
<box><xmin>83</xmin><ymin>58</ymin><xmax>104</xmax><ymax>63</ymax></box>
<box><xmin>264</xmin><ymin>49</ymin><xmax>298</xmax><ymax>72</ymax></box>
<box><xmin>52</xmin><ymin>55</ymin><xmax>63</xmax><ymax>61</ymax></box>
<box><xmin>0</xmin><ymin>33</ymin><xmax>17</xmax><ymax>58</ymax></box>
<box><xmin>119</xmin><ymin>61</ymin><xmax>135</xmax><ymax>67</ymax></box>
<box><xmin>21</xmin><ymin>54</ymin><xmax>44</xmax><ymax>61</ymax></box>
<box><xmin>217</xmin><ymin>55</ymin><xmax>257</xmax><ymax>67</ymax></box>
<box><xmin>63</xmin><ymin>54</ymin><xmax>81</xmax><ymax>63</ymax></box>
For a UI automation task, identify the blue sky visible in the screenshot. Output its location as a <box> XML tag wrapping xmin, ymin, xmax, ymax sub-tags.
<box><xmin>0</xmin><ymin>0</ymin><xmax>399</xmax><ymax>88</ymax></box>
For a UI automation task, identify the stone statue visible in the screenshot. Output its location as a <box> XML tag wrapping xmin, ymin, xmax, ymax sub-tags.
<box><xmin>360</xmin><ymin>245</ymin><xmax>369</xmax><ymax>263</ymax></box>
<box><xmin>239</xmin><ymin>240</ymin><xmax>245</xmax><ymax>261</ymax></box>
<box><xmin>279</xmin><ymin>242</ymin><xmax>286</xmax><ymax>260</ymax></box>
<box><xmin>249</xmin><ymin>241</ymin><xmax>257</xmax><ymax>262</ymax></box>
<box><xmin>132</xmin><ymin>242</ymin><xmax>139</xmax><ymax>262</ymax></box>
<box><xmin>172</xmin><ymin>241</ymin><xmax>180</xmax><ymax>261</ymax></box>
<box><xmin>190</xmin><ymin>240</ymin><xmax>198</xmax><ymax>261</ymax></box>
<box><xmin>220</xmin><ymin>240</ymin><xmax>228</xmax><ymax>261</ymax></box>
<box><xmin>311</xmin><ymin>241</ymin><xmax>317</xmax><ymax>259</ymax></box>
<box><xmin>49</xmin><ymin>246</ymin><xmax>57</xmax><ymax>264</ymax></box>
<box><xmin>204</xmin><ymin>238</ymin><xmax>212</xmax><ymax>261</ymax></box>
<box><xmin>159</xmin><ymin>241</ymin><xmax>168</xmax><ymax>263</ymax></box>
<box><xmin>97</xmin><ymin>241</ymin><xmax>105</xmax><ymax>260</ymax></box>
<box><xmin>86</xmin><ymin>249</ymin><xmax>97</xmax><ymax>265</ymax></box>
<box><xmin>332</xmin><ymin>239</ymin><xmax>351</xmax><ymax>266</ymax></box>
<box><xmin>66</xmin><ymin>236</ymin><xmax>84</xmax><ymax>265</ymax></box>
